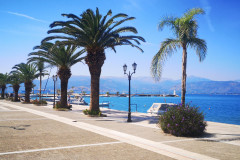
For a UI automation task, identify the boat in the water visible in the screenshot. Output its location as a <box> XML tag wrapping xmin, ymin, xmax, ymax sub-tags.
<box><xmin>43</xmin><ymin>96</ymin><xmax>61</xmax><ymax>102</ymax></box>
<box><xmin>70</xmin><ymin>96</ymin><xmax>88</xmax><ymax>105</ymax></box>
<box><xmin>99</xmin><ymin>101</ymin><xmax>110</xmax><ymax>108</ymax></box>
<box><xmin>147</xmin><ymin>103</ymin><xmax>177</xmax><ymax>115</ymax></box>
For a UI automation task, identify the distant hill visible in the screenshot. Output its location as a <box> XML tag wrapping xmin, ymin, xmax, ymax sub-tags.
<box><xmin>20</xmin><ymin>75</ymin><xmax>240</xmax><ymax>95</ymax></box>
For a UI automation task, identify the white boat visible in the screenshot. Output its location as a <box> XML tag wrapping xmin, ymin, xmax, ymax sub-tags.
<box><xmin>30</xmin><ymin>94</ymin><xmax>39</xmax><ymax>98</ymax></box>
<box><xmin>99</xmin><ymin>101</ymin><xmax>110</xmax><ymax>108</ymax></box>
<box><xmin>43</xmin><ymin>96</ymin><xmax>60</xmax><ymax>102</ymax></box>
<box><xmin>69</xmin><ymin>96</ymin><xmax>88</xmax><ymax>105</ymax></box>
<box><xmin>147</xmin><ymin>103</ymin><xmax>177</xmax><ymax>115</ymax></box>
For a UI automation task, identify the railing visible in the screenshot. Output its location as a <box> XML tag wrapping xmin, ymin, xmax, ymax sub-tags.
<box><xmin>131</xmin><ymin>104</ymin><xmax>138</xmax><ymax>112</ymax></box>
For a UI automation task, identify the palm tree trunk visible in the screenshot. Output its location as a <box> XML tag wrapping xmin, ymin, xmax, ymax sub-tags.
<box><xmin>13</xmin><ymin>84</ymin><xmax>20</xmax><ymax>101</ymax></box>
<box><xmin>181</xmin><ymin>45</ymin><xmax>187</xmax><ymax>105</ymax></box>
<box><xmin>90</xmin><ymin>73</ymin><xmax>100</xmax><ymax>111</ymax></box>
<box><xmin>58</xmin><ymin>68</ymin><xmax>71</xmax><ymax>108</ymax></box>
<box><xmin>25</xmin><ymin>81</ymin><xmax>32</xmax><ymax>103</ymax></box>
<box><xmin>85</xmin><ymin>51</ymin><xmax>105</xmax><ymax>112</ymax></box>
<box><xmin>1</xmin><ymin>85</ymin><xmax>6</xmax><ymax>98</ymax></box>
<box><xmin>39</xmin><ymin>74</ymin><xmax>42</xmax><ymax>101</ymax></box>
<box><xmin>60</xmin><ymin>78</ymin><xmax>68</xmax><ymax>107</ymax></box>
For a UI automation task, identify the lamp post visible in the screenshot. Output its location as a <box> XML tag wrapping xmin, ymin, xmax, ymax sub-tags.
<box><xmin>52</xmin><ymin>75</ymin><xmax>58</xmax><ymax>108</ymax></box>
<box><xmin>123</xmin><ymin>62</ymin><xmax>137</xmax><ymax>122</ymax></box>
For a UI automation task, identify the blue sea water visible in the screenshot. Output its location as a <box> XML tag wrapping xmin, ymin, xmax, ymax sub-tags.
<box><xmin>83</xmin><ymin>94</ymin><xmax>240</xmax><ymax>125</ymax></box>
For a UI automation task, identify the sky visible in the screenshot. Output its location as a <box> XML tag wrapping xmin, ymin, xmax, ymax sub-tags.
<box><xmin>0</xmin><ymin>0</ymin><xmax>240</xmax><ymax>81</ymax></box>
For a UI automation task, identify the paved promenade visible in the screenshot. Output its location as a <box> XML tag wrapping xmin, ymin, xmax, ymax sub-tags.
<box><xmin>0</xmin><ymin>100</ymin><xmax>239</xmax><ymax>160</ymax></box>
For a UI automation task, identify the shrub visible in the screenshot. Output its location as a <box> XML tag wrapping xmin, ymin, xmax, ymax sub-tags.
<box><xmin>32</xmin><ymin>99</ymin><xmax>47</xmax><ymax>105</ymax></box>
<box><xmin>54</xmin><ymin>101</ymin><xmax>72</xmax><ymax>110</ymax></box>
<box><xmin>158</xmin><ymin>103</ymin><xmax>207</xmax><ymax>137</ymax></box>
<box><xmin>83</xmin><ymin>109</ymin><xmax>106</xmax><ymax>117</ymax></box>
<box><xmin>6</xmin><ymin>97</ymin><xmax>14</xmax><ymax>101</ymax></box>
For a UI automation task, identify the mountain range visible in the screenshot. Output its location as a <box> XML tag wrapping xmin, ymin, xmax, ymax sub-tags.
<box><xmin>20</xmin><ymin>75</ymin><xmax>240</xmax><ymax>95</ymax></box>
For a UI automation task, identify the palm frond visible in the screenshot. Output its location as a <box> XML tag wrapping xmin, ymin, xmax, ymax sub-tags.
<box><xmin>151</xmin><ymin>39</ymin><xmax>180</xmax><ymax>81</ymax></box>
<box><xmin>188</xmin><ymin>37</ymin><xmax>207</xmax><ymax>62</ymax></box>
<box><xmin>183</xmin><ymin>8</ymin><xmax>205</xmax><ymax>20</ymax></box>
<box><xmin>158</xmin><ymin>16</ymin><xmax>176</xmax><ymax>31</ymax></box>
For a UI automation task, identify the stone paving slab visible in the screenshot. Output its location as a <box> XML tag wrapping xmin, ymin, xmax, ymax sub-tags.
<box><xmin>167</xmin><ymin>140</ymin><xmax>240</xmax><ymax>160</ymax></box>
<box><xmin>0</xmin><ymin>111</ymin><xmax>44</xmax><ymax>120</ymax></box>
<box><xmin>0</xmin><ymin>105</ymin><xmax>18</xmax><ymax>110</ymax></box>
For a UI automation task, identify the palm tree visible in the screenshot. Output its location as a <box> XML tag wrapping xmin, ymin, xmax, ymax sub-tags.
<box><xmin>151</xmin><ymin>8</ymin><xmax>207</xmax><ymax>105</ymax></box>
<box><xmin>28</xmin><ymin>57</ymin><xmax>48</xmax><ymax>101</ymax></box>
<box><xmin>116</xmin><ymin>91</ymin><xmax>119</xmax><ymax>96</ymax></box>
<box><xmin>0</xmin><ymin>73</ymin><xmax>9</xmax><ymax>99</ymax></box>
<box><xmin>28</xmin><ymin>42</ymin><xmax>85</xmax><ymax>108</ymax></box>
<box><xmin>8</xmin><ymin>73</ymin><xmax>23</xmax><ymax>101</ymax></box>
<box><xmin>12</xmin><ymin>63</ymin><xmax>39</xmax><ymax>103</ymax></box>
<box><xmin>42</xmin><ymin>8</ymin><xmax>145</xmax><ymax>112</ymax></box>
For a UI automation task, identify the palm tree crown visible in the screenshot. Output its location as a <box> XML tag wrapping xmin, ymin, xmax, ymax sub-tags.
<box><xmin>27</xmin><ymin>58</ymin><xmax>48</xmax><ymax>101</ymax></box>
<box><xmin>12</xmin><ymin>63</ymin><xmax>39</xmax><ymax>82</ymax></box>
<box><xmin>8</xmin><ymin>72</ymin><xmax>24</xmax><ymax>101</ymax></box>
<box><xmin>42</xmin><ymin>8</ymin><xmax>145</xmax><ymax>53</ymax></box>
<box><xmin>29</xmin><ymin>42</ymin><xmax>85</xmax><ymax>69</ymax></box>
<box><xmin>12</xmin><ymin>63</ymin><xmax>39</xmax><ymax>102</ymax></box>
<box><xmin>0</xmin><ymin>73</ymin><xmax>9</xmax><ymax>98</ymax></box>
<box><xmin>151</xmin><ymin>8</ymin><xmax>207</xmax><ymax>104</ymax></box>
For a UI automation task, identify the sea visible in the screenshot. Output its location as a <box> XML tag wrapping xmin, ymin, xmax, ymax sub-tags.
<box><xmin>83</xmin><ymin>94</ymin><xmax>240</xmax><ymax>125</ymax></box>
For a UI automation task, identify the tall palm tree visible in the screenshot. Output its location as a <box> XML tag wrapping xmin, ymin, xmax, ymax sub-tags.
<box><xmin>0</xmin><ymin>73</ymin><xmax>9</xmax><ymax>99</ymax></box>
<box><xmin>151</xmin><ymin>8</ymin><xmax>207</xmax><ymax>105</ymax></box>
<box><xmin>28</xmin><ymin>57</ymin><xmax>48</xmax><ymax>101</ymax></box>
<box><xmin>8</xmin><ymin>73</ymin><xmax>24</xmax><ymax>101</ymax></box>
<box><xmin>12</xmin><ymin>63</ymin><xmax>39</xmax><ymax>103</ymax></box>
<box><xmin>28</xmin><ymin>42</ymin><xmax>85</xmax><ymax>108</ymax></box>
<box><xmin>42</xmin><ymin>8</ymin><xmax>145</xmax><ymax>112</ymax></box>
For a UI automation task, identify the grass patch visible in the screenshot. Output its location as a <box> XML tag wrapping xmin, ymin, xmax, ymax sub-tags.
<box><xmin>83</xmin><ymin>109</ymin><xmax>107</xmax><ymax>117</ymax></box>
<box><xmin>53</xmin><ymin>101</ymin><xmax>72</xmax><ymax>111</ymax></box>
<box><xmin>32</xmin><ymin>99</ymin><xmax>48</xmax><ymax>106</ymax></box>
<box><xmin>21</xmin><ymin>102</ymin><xmax>32</xmax><ymax>104</ymax></box>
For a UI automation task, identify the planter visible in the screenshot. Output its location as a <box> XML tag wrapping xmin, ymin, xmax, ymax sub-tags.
<box><xmin>33</xmin><ymin>104</ymin><xmax>48</xmax><ymax>106</ymax></box>
<box><xmin>86</xmin><ymin>114</ymin><xmax>107</xmax><ymax>117</ymax></box>
<box><xmin>21</xmin><ymin>102</ymin><xmax>32</xmax><ymax>104</ymax></box>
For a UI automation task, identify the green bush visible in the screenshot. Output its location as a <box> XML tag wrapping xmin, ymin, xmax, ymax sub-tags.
<box><xmin>6</xmin><ymin>97</ymin><xmax>14</xmax><ymax>101</ymax></box>
<box><xmin>32</xmin><ymin>99</ymin><xmax>47</xmax><ymax>105</ymax></box>
<box><xmin>83</xmin><ymin>109</ymin><xmax>103</xmax><ymax>116</ymax></box>
<box><xmin>159</xmin><ymin>103</ymin><xmax>207</xmax><ymax>137</ymax></box>
<box><xmin>54</xmin><ymin>101</ymin><xmax>72</xmax><ymax>110</ymax></box>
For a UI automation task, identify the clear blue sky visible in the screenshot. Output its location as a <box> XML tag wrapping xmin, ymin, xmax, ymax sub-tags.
<box><xmin>1</xmin><ymin>0</ymin><xmax>240</xmax><ymax>81</ymax></box>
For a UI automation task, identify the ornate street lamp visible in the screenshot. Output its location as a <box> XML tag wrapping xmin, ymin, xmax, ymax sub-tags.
<box><xmin>52</xmin><ymin>75</ymin><xmax>58</xmax><ymax>107</ymax></box>
<box><xmin>123</xmin><ymin>62</ymin><xmax>137</xmax><ymax>122</ymax></box>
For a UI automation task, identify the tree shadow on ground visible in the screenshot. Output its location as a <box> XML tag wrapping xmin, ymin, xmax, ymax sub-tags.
<box><xmin>0</xmin><ymin>125</ymin><xmax>31</xmax><ymax>130</ymax></box>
